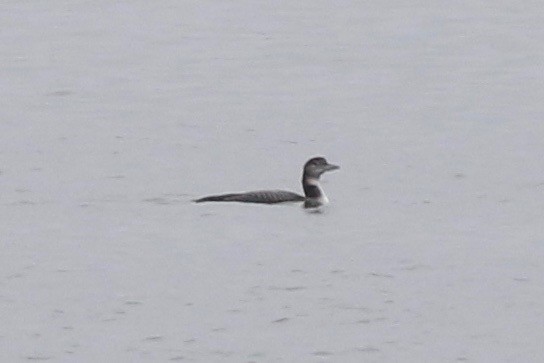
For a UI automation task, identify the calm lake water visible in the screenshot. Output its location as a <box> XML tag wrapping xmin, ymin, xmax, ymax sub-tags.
<box><xmin>1</xmin><ymin>1</ymin><xmax>544</xmax><ymax>362</ymax></box>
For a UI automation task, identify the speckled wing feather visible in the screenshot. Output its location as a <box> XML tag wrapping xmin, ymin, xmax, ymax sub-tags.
<box><xmin>194</xmin><ymin>190</ymin><xmax>304</xmax><ymax>204</ymax></box>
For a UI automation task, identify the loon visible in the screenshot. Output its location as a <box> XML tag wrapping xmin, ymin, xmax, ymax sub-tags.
<box><xmin>194</xmin><ymin>157</ymin><xmax>339</xmax><ymax>208</ymax></box>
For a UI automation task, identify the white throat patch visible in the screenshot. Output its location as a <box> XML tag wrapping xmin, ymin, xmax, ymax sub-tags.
<box><xmin>306</xmin><ymin>177</ymin><xmax>329</xmax><ymax>205</ymax></box>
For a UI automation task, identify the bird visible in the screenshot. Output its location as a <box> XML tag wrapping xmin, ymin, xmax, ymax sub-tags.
<box><xmin>194</xmin><ymin>157</ymin><xmax>339</xmax><ymax>208</ymax></box>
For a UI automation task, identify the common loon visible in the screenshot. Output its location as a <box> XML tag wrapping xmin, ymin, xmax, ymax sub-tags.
<box><xmin>194</xmin><ymin>157</ymin><xmax>339</xmax><ymax>208</ymax></box>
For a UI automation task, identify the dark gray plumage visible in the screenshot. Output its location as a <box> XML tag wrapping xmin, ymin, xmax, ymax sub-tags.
<box><xmin>194</xmin><ymin>190</ymin><xmax>304</xmax><ymax>204</ymax></box>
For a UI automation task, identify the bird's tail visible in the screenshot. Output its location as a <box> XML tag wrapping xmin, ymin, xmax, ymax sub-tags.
<box><xmin>193</xmin><ymin>193</ymin><xmax>240</xmax><ymax>203</ymax></box>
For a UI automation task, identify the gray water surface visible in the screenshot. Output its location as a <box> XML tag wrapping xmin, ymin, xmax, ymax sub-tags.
<box><xmin>1</xmin><ymin>1</ymin><xmax>544</xmax><ymax>362</ymax></box>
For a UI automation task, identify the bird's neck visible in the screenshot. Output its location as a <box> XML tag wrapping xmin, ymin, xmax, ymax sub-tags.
<box><xmin>302</xmin><ymin>175</ymin><xmax>325</xmax><ymax>199</ymax></box>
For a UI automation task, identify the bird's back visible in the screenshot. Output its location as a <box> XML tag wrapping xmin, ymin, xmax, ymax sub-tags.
<box><xmin>194</xmin><ymin>190</ymin><xmax>304</xmax><ymax>204</ymax></box>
